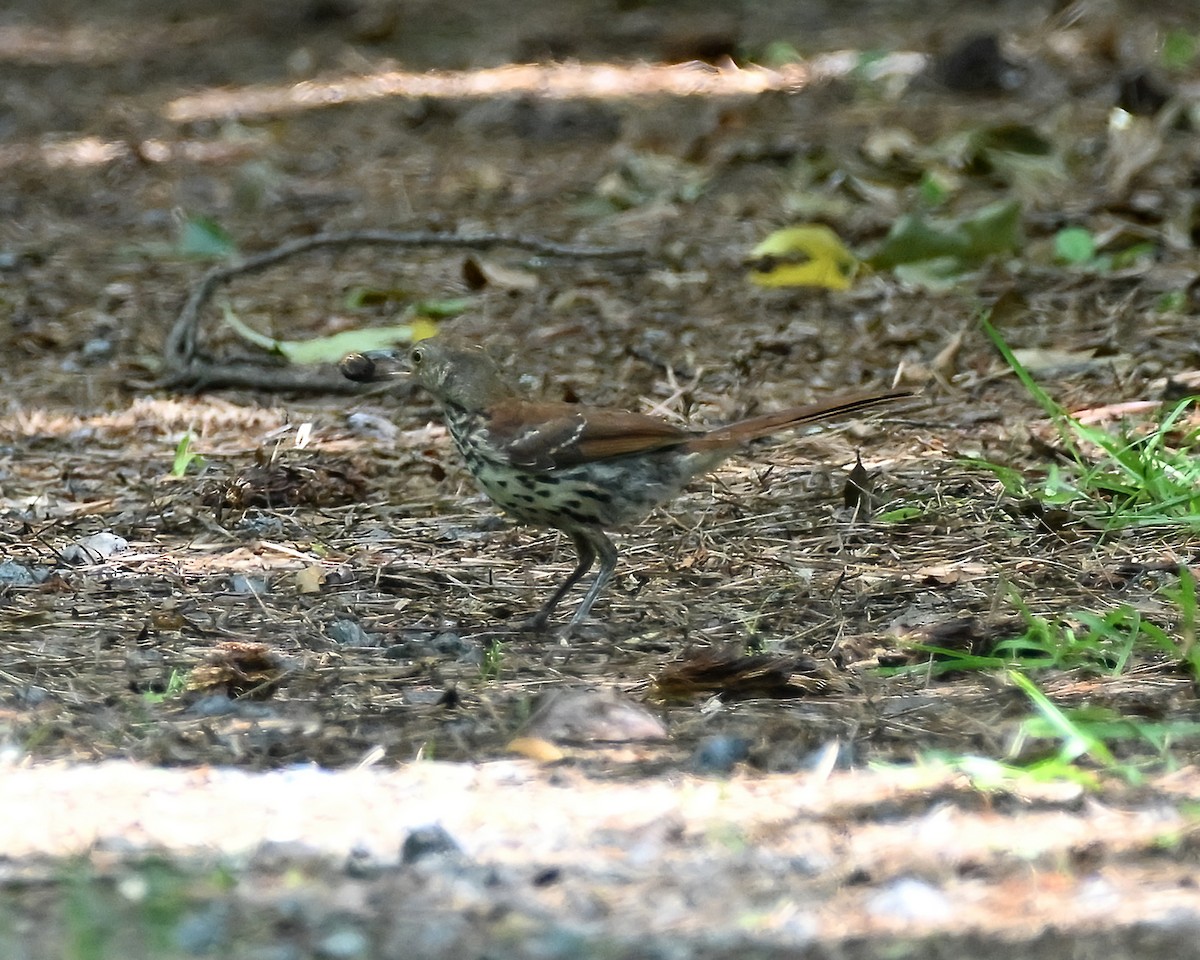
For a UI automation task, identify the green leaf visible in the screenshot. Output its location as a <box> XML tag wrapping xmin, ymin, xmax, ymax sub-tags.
<box><xmin>344</xmin><ymin>286</ymin><xmax>412</xmax><ymax>309</ymax></box>
<box><xmin>143</xmin><ymin>669</ymin><xmax>188</xmax><ymax>704</ymax></box>
<box><xmin>917</xmin><ymin>171</ymin><xmax>952</xmax><ymax>207</ymax></box>
<box><xmin>1162</xmin><ymin>29</ymin><xmax>1197</xmax><ymax>71</ymax></box>
<box><xmin>867</xmin><ymin>200</ymin><xmax>1021</xmax><ymax>272</ymax></box>
<box><xmin>759</xmin><ymin>41</ymin><xmax>804</xmax><ymax>67</ymax></box>
<box><xmin>177</xmin><ymin>215</ymin><xmax>237</xmax><ymax>260</ymax></box>
<box><xmin>1156</xmin><ymin>289</ymin><xmax>1188</xmax><ymax>313</ymax></box>
<box><xmin>869</xmin><ymin>215</ymin><xmax>968</xmax><ymax>269</ymax></box>
<box><xmin>1053</xmin><ymin>227</ymin><xmax>1096</xmax><ymax>265</ymax></box>
<box><xmin>1110</xmin><ymin>241</ymin><xmax>1157</xmax><ymax>270</ymax></box>
<box><xmin>892</xmin><ymin>257</ymin><xmax>971</xmax><ymax>291</ymax></box>
<box><xmin>957</xmin><ymin>200</ymin><xmax>1023</xmax><ymax>259</ymax></box>
<box><xmin>222</xmin><ymin>304</ymin><xmax>440</xmax><ymax>365</ymax></box>
<box><xmin>171</xmin><ymin>432</ymin><xmax>203</xmax><ymax>477</ymax></box>
<box><xmin>877</xmin><ymin>506</ymin><xmax>924</xmax><ymax>523</ymax></box>
<box><xmin>848</xmin><ymin>49</ymin><xmax>891</xmax><ymax>86</ymax></box>
<box><xmin>1009</xmin><ymin>671</ymin><xmax>1122</xmax><ymax>770</ymax></box>
<box><xmin>411</xmin><ymin>297</ymin><xmax>477</xmax><ymax>318</ymax></box>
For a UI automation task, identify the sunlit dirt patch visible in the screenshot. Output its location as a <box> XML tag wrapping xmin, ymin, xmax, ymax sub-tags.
<box><xmin>163</xmin><ymin>61</ymin><xmax>813</xmax><ymax>124</ymax></box>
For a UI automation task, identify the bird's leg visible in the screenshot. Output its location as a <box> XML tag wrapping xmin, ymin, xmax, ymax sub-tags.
<box><xmin>563</xmin><ymin>529</ymin><xmax>618</xmax><ymax>634</ymax></box>
<box><xmin>528</xmin><ymin>530</ymin><xmax>597</xmax><ymax>631</ymax></box>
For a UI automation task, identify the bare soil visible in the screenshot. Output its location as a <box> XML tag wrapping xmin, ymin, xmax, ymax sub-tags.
<box><xmin>2</xmin><ymin>0</ymin><xmax>1200</xmax><ymax>957</ymax></box>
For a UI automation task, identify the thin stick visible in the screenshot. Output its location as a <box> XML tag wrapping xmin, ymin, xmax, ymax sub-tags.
<box><xmin>162</xmin><ymin>229</ymin><xmax>646</xmax><ymax>391</ymax></box>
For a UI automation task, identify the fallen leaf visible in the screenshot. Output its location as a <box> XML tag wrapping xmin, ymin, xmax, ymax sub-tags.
<box><xmin>1009</xmin><ymin>347</ymin><xmax>1107</xmax><ymax>377</ymax></box>
<box><xmin>295</xmin><ymin>565</ymin><xmax>325</xmax><ymax>594</ymax></box>
<box><xmin>868</xmin><ymin>199</ymin><xmax>1022</xmax><ymax>273</ymax></box>
<box><xmin>506</xmin><ymin>736</ymin><xmax>565</xmax><ymax>763</ymax></box>
<box><xmin>222</xmin><ymin>304</ymin><xmax>440</xmax><ymax>365</ymax></box>
<box><xmin>747</xmin><ymin>224</ymin><xmax>859</xmax><ymax>290</ymax></box>
<box><xmin>460</xmin><ymin>256</ymin><xmax>539</xmax><ymax>291</ymax></box>
<box><xmin>912</xmin><ymin>562</ymin><xmax>990</xmax><ymax>585</ymax></box>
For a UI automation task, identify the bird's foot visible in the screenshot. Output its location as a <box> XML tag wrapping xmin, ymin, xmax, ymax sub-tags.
<box><xmin>520</xmin><ymin>613</ymin><xmax>610</xmax><ymax>645</ymax></box>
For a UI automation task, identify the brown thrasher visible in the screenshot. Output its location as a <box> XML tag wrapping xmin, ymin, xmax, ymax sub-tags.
<box><xmin>342</xmin><ymin>339</ymin><xmax>910</xmax><ymax>634</ymax></box>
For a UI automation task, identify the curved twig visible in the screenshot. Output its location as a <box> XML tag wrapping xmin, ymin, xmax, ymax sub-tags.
<box><xmin>162</xmin><ymin>229</ymin><xmax>646</xmax><ymax>392</ymax></box>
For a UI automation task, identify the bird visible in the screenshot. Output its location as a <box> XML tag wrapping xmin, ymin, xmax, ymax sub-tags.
<box><xmin>342</xmin><ymin>338</ymin><xmax>910</xmax><ymax>635</ymax></box>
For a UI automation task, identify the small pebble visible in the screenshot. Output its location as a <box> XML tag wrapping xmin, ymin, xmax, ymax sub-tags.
<box><xmin>237</xmin><ymin>514</ymin><xmax>287</xmax><ymax>537</ymax></box>
<box><xmin>80</xmin><ymin>338</ymin><xmax>114</xmax><ymax>362</ymax></box>
<box><xmin>401</xmin><ymin>824</ymin><xmax>462</xmax><ymax>864</ymax></box>
<box><xmin>229</xmin><ymin>574</ymin><xmax>269</xmax><ymax>595</ymax></box>
<box><xmin>0</xmin><ymin>561</ymin><xmax>37</xmax><ymax>585</ymax></box>
<box><xmin>19</xmin><ymin>685</ymin><xmax>49</xmax><ymax>706</ymax></box>
<box><xmin>327</xmin><ymin>619</ymin><xmax>374</xmax><ymax>647</ymax></box>
<box><xmin>430</xmin><ymin>632</ymin><xmax>474</xmax><ymax>658</ymax></box>
<box><xmin>345</xmin><ymin>412</ymin><xmax>397</xmax><ymax>441</ymax></box>
<box><xmin>344</xmin><ymin>845</ymin><xmax>381</xmax><ymax>879</ymax></box>
<box><xmin>59</xmin><ymin>532</ymin><xmax>128</xmax><ymax>564</ymax></box>
<box><xmin>172</xmin><ymin>904</ymin><xmax>230</xmax><ymax>955</ymax></box>
<box><xmin>867</xmin><ymin>877</ymin><xmax>951</xmax><ymax>922</ymax></box>
<box><xmin>185</xmin><ymin>694</ymin><xmax>237</xmax><ymax>717</ymax></box>
<box><xmin>531</xmin><ymin>866</ymin><xmax>562</xmax><ymax>887</ymax></box>
<box><xmin>315</xmin><ymin>927</ymin><xmax>368</xmax><ymax>959</ymax></box>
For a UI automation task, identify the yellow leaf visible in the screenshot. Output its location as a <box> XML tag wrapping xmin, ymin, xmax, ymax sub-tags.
<box><xmin>294</xmin><ymin>565</ymin><xmax>325</xmax><ymax>594</ymax></box>
<box><xmin>747</xmin><ymin>225</ymin><xmax>859</xmax><ymax>290</ymax></box>
<box><xmin>506</xmin><ymin>736</ymin><xmax>565</xmax><ymax>763</ymax></box>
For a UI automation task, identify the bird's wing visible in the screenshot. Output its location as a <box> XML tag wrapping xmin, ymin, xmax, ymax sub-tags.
<box><xmin>486</xmin><ymin>401</ymin><xmax>693</xmax><ymax>470</ymax></box>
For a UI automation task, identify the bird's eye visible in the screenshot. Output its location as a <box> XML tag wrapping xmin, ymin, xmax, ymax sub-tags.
<box><xmin>411</xmin><ymin>347</ymin><xmax>424</xmax><ymax>365</ymax></box>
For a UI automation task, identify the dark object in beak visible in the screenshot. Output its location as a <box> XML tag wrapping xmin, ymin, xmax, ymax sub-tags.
<box><xmin>339</xmin><ymin>349</ymin><xmax>406</xmax><ymax>383</ymax></box>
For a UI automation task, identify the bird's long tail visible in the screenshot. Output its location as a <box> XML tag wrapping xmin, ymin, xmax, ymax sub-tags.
<box><xmin>689</xmin><ymin>390</ymin><xmax>912</xmax><ymax>451</ymax></box>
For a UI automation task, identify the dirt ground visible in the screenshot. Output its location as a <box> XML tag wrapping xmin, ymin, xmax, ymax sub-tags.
<box><xmin>2</xmin><ymin>0</ymin><xmax>1200</xmax><ymax>957</ymax></box>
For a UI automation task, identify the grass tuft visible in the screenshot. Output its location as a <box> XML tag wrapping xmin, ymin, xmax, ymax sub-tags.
<box><xmin>980</xmin><ymin>315</ymin><xmax>1200</xmax><ymax>531</ymax></box>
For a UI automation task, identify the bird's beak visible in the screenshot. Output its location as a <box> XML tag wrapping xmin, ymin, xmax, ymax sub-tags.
<box><xmin>339</xmin><ymin>349</ymin><xmax>409</xmax><ymax>384</ymax></box>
